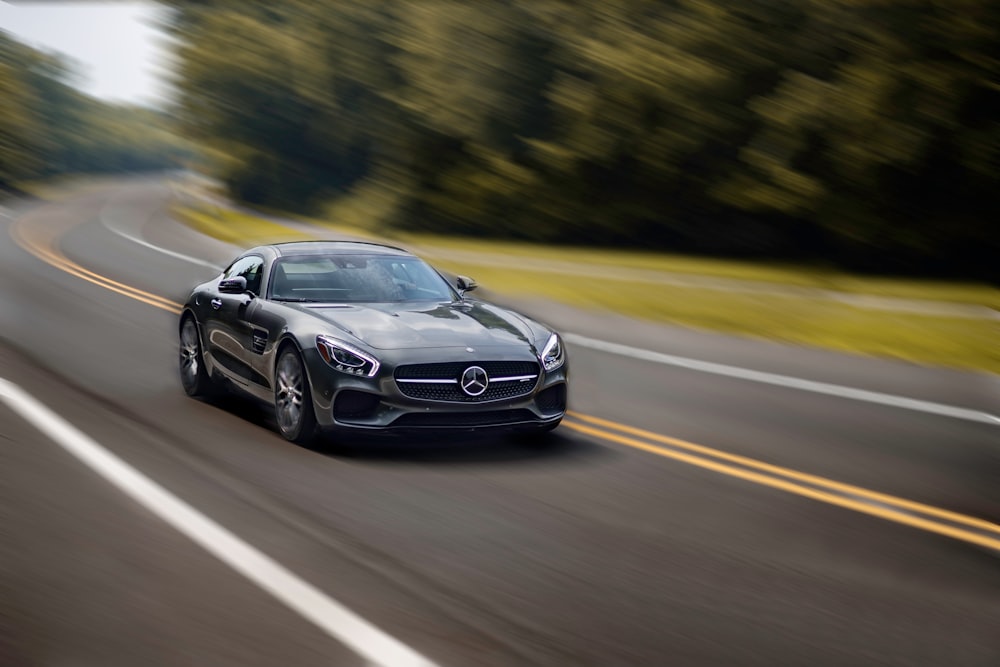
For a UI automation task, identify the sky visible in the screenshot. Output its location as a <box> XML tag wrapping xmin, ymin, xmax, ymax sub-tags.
<box><xmin>0</xmin><ymin>1</ymin><xmax>172</xmax><ymax>106</ymax></box>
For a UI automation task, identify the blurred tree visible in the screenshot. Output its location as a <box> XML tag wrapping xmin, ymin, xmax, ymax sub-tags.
<box><xmin>165</xmin><ymin>0</ymin><xmax>398</xmax><ymax>211</ymax></box>
<box><xmin>0</xmin><ymin>34</ymin><xmax>49</xmax><ymax>188</ymax></box>
<box><xmin>384</xmin><ymin>1</ymin><xmax>557</xmax><ymax>236</ymax></box>
<box><xmin>0</xmin><ymin>59</ymin><xmax>42</xmax><ymax>189</ymax></box>
<box><xmin>727</xmin><ymin>0</ymin><xmax>1000</xmax><ymax>273</ymax></box>
<box><xmin>163</xmin><ymin>0</ymin><xmax>999</xmax><ymax>279</ymax></box>
<box><xmin>1</xmin><ymin>31</ymin><xmax>191</xmax><ymax>189</ymax></box>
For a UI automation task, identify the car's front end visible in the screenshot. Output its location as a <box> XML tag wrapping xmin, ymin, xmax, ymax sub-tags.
<box><xmin>300</xmin><ymin>330</ymin><xmax>568</xmax><ymax>437</ymax></box>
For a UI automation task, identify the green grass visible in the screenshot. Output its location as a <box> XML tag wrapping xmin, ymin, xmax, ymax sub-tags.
<box><xmin>393</xmin><ymin>234</ymin><xmax>999</xmax><ymax>309</ymax></box>
<box><xmin>173</xmin><ymin>205</ymin><xmax>315</xmax><ymax>245</ymax></box>
<box><xmin>173</xmin><ymin>203</ymin><xmax>1000</xmax><ymax>374</ymax></box>
<box><xmin>433</xmin><ymin>259</ymin><xmax>1000</xmax><ymax>374</ymax></box>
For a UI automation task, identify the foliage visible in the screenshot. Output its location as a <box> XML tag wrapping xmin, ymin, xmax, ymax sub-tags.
<box><xmin>162</xmin><ymin>0</ymin><xmax>1000</xmax><ymax>280</ymax></box>
<box><xmin>0</xmin><ymin>31</ymin><xmax>192</xmax><ymax>191</ymax></box>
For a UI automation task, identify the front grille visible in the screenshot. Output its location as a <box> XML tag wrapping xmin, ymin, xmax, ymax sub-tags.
<box><xmin>395</xmin><ymin>361</ymin><xmax>538</xmax><ymax>379</ymax></box>
<box><xmin>391</xmin><ymin>409</ymin><xmax>537</xmax><ymax>428</ymax></box>
<box><xmin>398</xmin><ymin>379</ymin><xmax>537</xmax><ymax>402</ymax></box>
<box><xmin>395</xmin><ymin>361</ymin><xmax>539</xmax><ymax>403</ymax></box>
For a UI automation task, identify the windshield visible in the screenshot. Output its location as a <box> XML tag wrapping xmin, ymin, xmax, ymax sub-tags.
<box><xmin>268</xmin><ymin>254</ymin><xmax>458</xmax><ymax>303</ymax></box>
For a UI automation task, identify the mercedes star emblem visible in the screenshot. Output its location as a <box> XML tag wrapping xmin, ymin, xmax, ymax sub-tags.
<box><xmin>460</xmin><ymin>365</ymin><xmax>489</xmax><ymax>397</ymax></box>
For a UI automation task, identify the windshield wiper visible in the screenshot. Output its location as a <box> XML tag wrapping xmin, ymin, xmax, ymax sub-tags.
<box><xmin>272</xmin><ymin>297</ymin><xmax>319</xmax><ymax>303</ymax></box>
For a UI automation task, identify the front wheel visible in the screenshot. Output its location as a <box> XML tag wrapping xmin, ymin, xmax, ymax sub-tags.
<box><xmin>179</xmin><ymin>316</ymin><xmax>217</xmax><ymax>397</ymax></box>
<box><xmin>274</xmin><ymin>347</ymin><xmax>317</xmax><ymax>444</ymax></box>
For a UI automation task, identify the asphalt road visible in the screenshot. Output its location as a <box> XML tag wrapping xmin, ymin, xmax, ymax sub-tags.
<box><xmin>1</xmin><ymin>177</ymin><xmax>998</xmax><ymax>667</ymax></box>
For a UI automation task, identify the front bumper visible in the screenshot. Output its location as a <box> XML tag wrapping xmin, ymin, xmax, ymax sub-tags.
<box><xmin>303</xmin><ymin>346</ymin><xmax>568</xmax><ymax>435</ymax></box>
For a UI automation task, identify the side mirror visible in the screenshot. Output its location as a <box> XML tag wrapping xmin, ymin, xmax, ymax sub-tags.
<box><xmin>219</xmin><ymin>276</ymin><xmax>247</xmax><ymax>294</ymax></box>
<box><xmin>456</xmin><ymin>275</ymin><xmax>478</xmax><ymax>294</ymax></box>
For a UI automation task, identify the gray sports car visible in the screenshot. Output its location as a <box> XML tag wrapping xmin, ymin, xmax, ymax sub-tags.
<box><xmin>178</xmin><ymin>241</ymin><xmax>567</xmax><ymax>443</ymax></box>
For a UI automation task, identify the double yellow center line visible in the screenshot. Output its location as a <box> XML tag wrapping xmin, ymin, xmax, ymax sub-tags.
<box><xmin>563</xmin><ymin>412</ymin><xmax>1000</xmax><ymax>551</ymax></box>
<box><xmin>10</xmin><ymin>208</ymin><xmax>183</xmax><ymax>314</ymax></box>
<box><xmin>9</xmin><ymin>200</ymin><xmax>1000</xmax><ymax>553</ymax></box>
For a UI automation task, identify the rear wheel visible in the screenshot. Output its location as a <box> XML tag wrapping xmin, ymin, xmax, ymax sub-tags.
<box><xmin>179</xmin><ymin>316</ymin><xmax>217</xmax><ymax>397</ymax></box>
<box><xmin>275</xmin><ymin>347</ymin><xmax>317</xmax><ymax>444</ymax></box>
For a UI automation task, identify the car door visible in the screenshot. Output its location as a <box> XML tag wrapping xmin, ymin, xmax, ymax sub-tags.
<box><xmin>204</xmin><ymin>255</ymin><xmax>264</xmax><ymax>386</ymax></box>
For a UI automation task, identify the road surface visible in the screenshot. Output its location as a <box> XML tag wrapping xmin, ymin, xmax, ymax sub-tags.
<box><xmin>1</xmin><ymin>177</ymin><xmax>998</xmax><ymax>666</ymax></box>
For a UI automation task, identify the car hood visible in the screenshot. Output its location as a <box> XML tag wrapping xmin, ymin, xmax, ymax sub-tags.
<box><xmin>298</xmin><ymin>301</ymin><xmax>537</xmax><ymax>350</ymax></box>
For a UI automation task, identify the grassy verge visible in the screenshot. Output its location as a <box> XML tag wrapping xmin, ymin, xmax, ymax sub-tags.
<box><xmin>173</xmin><ymin>205</ymin><xmax>315</xmax><ymax>245</ymax></box>
<box><xmin>173</xmin><ymin>203</ymin><xmax>1000</xmax><ymax>374</ymax></box>
<box><xmin>393</xmin><ymin>234</ymin><xmax>999</xmax><ymax>309</ymax></box>
<box><xmin>433</xmin><ymin>259</ymin><xmax>999</xmax><ymax>373</ymax></box>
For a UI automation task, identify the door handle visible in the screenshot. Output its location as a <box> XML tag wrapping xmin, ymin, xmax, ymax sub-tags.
<box><xmin>211</xmin><ymin>298</ymin><xmax>222</xmax><ymax>310</ymax></box>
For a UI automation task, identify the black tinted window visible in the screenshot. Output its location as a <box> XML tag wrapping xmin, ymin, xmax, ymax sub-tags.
<box><xmin>269</xmin><ymin>255</ymin><xmax>455</xmax><ymax>303</ymax></box>
<box><xmin>225</xmin><ymin>256</ymin><xmax>264</xmax><ymax>295</ymax></box>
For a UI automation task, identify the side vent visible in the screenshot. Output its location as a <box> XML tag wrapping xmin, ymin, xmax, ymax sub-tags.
<box><xmin>252</xmin><ymin>330</ymin><xmax>267</xmax><ymax>355</ymax></box>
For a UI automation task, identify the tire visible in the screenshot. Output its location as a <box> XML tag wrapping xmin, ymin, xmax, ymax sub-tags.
<box><xmin>179</xmin><ymin>316</ymin><xmax>217</xmax><ymax>397</ymax></box>
<box><xmin>274</xmin><ymin>346</ymin><xmax>318</xmax><ymax>444</ymax></box>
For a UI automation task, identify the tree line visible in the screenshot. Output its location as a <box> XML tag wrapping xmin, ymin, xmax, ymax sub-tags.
<box><xmin>0</xmin><ymin>31</ymin><xmax>192</xmax><ymax>194</ymax></box>
<box><xmin>169</xmin><ymin>1</ymin><xmax>996</xmax><ymax>280</ymax></box>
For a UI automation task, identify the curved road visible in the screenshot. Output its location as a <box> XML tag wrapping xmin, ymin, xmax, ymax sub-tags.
<box><xmin>1</xmin><ymin>177</ymin><xmax>998</xmax><ymax>666</ymax></box>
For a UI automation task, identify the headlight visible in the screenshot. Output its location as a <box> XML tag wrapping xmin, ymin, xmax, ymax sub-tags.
<box><xmin>540</xmin><ymin>333</ymin><xmax>565</xmax><ymax>372</ymax></box>
<box><xmin>316</xmin><ymin>335</ymin><xmax>380</xmax><ymax>378</ymax></box>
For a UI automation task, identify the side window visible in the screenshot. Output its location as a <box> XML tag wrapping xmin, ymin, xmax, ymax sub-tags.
<box><xmin>224</xmin><ymin>256</ymin><xmax>264</xmax><ymax>295</ymax></box>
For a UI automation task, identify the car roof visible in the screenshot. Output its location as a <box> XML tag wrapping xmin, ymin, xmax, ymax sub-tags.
<box><xmin>269</xmin><ymin>241</ymin><xmax>413</xmax><ymax>257</ymax></box>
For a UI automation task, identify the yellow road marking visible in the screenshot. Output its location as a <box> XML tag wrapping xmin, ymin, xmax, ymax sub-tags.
<box><xmin>564</xmin><ymin>418</ymin><xmax>1000</xmax><ymax>551</ymax></box>
<box><xmin>568</xmin><ymin>411</ymin><xmax>1000</xmax><ymax>536</ymax></box>
<box><xmin>10</xmin><ymin>201</ymin><xmax>998</xmax><ymax>552</ymax></box>
<box><xmin>9</xmin><ymin>207</ymin><xmax>183</xmax><ymax>314</ymax></box>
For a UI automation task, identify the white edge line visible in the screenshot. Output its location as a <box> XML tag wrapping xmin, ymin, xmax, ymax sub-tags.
<box><xmin>119</xmin><ymin>225</ymin><xmax>223</xmax><ymax>271</ymax></box>
<box><xmin>100</xmin><ymin>200</ymin><xmax>224</xmax><ymax>271</ymax></box>
<box><xmin>0</xmin><ymin>377</ymin><xmax>440</xmax><ymax>667</ymax></box>
<box><xmin>563</xmin><ymin>333</ymin><xmax>1000</xmax><ymax>426</ymax></box>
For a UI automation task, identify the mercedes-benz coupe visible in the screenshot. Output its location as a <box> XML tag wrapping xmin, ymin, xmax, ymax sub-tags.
<box><xmin>178</xmin><ymin>241</ymin><xmax>568</xmax><ymax>443</ymax></box>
